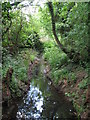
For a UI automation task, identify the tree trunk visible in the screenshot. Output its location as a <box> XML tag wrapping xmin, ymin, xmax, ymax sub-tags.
<box><xmin>47</xmin><ymin>2</ymin><xmax>79</xmax><ymax>62</ymax></box>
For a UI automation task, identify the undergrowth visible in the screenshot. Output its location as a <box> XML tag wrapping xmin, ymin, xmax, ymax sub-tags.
<box><xmin>2</xmin><ymin>48</ymin><xmax>37</xmax><ymax>96</ymax></box>
<box><xmin>43</xmin><ymin>41</ymin><xmax>89</xmax><ymax>117</ymax></box>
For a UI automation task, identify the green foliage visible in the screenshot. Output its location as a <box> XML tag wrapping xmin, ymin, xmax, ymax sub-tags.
<box><xmin>2</xmin><ymin>49</ymin><xmax>37</xmax><ymax>96</ymax></box>
<box><xmin>2</xmin><ymin>2</ymin><xmax>12</xmax><ymax>40</ymax></box>
<box><xmin>2</xmin><ymin>2</ymin><xmax>44</xmax><ymax>53</ymax></box>
<box><xmin>51</xmin><ymin>69</ymin><xmax>62</xmax><ymax>84</ymax></box>
<box><xmin>65</xmin><ymin>92</ymin><xmax>76</xmax><ymax>98</ymax></box>
<box><xmin>2</xmin><ymin>2</ymin><xmax>12</xmax><ymax>21</ymax></box>
<box><xmin>56</xmin><ymin>3</ymin><xmax>89</xmax><ymax>62</ymax></box>
<box><xmin>44</xmin><ymin>41</ymin><xmax>69</xmax><ymax>83</ymax></box>
<box><xmin>44</xmin><ymin>41</ymin><xmax>68</xmax><ymax>69</ymax></box>
<box><xmin>26</xmin><ymin>32</ymin><xmax>44</xmax><ymax>52</ymax></box>
<box><xmin>44</xmin><ymin>41</ymin><xmax>54</xmax><ymax>48</ymax></box>
<box><xmin>39</xmin><ymin>5</ymin><xmax>53</xmax><ymax>38</ymax></box>
<box><xmin>10</xmin><ymin>77</ymin><xmax>19</xmax><ymax>96</ymax></box>
<box><xmin>73</xmin><ymin>102</ymin><xmax>84</xmax><ymax>118</ymax></box>
<box><xmin>2</xmin><ymin>1</ymin><xmax>89</xmax><ymax>117</ymax></box>
<box><xmin>68</xmin><ymin>72</ymin><xmax>77</xmax><ymax>83</ymax></box>
<box><xmin>39</xmin><ymin>2</ymin><xmax>89</xmax><ymax>63</ymax></box>
<box><xmin>78</xmin><ymin>78</ymin><xmax>89</xmax><ymax>89</ymax></box>
<box><xmin>2</xmin><ymin>8</ymin><xmax>26</xmax><ymax>47</ymax></box>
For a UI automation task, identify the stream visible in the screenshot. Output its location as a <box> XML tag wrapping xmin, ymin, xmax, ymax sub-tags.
<box><xmin>2</xmin><ymin>56</ymin><xmax>77</xmax><ymax>120</ymax></box>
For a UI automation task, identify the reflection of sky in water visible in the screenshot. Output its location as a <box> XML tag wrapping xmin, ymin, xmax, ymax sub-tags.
<box><xmin>16</xmin><ymin>85</ymin><xmax>43</xmax><ymax>119</ymax></box>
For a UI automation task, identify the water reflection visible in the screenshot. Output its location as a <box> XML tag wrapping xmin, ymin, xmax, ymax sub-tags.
<box><xmin>16</xmin><ymin>79</ymin><xmax>76</xmax><ymax>119</ymax></box>
<box><xmin>16</xmin><ymin>85</ymin><xmax>44</xmax><ymax>119</ymax></box>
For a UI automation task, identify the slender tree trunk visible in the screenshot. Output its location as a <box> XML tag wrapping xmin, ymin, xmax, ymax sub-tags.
<box><xmin>47</xmin><ymin>2</ymin><xmax>78</xmax><ymax>61</ymax></box>
<box><xmin>47</xmin><ymin>2</ymin><xmax>69</xmax><ymax>53</ymax></box>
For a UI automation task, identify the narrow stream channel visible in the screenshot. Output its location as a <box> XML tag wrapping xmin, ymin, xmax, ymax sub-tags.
<box><xmin>2</xmin><ymin>56</ymin><xmax>77</xmax><ymax>120</ymax></box>
<box><xmin>16</xmin><ymin>57</ymin><xmax>77</xmax><ymax>120</ymax></box>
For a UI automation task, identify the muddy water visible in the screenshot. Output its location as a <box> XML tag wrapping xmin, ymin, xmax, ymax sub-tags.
<box><xmin>2</xmin><ymin>57</ymin><xmax>77</xmax><ymax>120</ymax></box>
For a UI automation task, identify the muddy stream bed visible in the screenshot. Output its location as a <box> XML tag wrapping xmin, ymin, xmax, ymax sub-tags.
<box><xmin>2</xmin><ymin>56</ymin><xmax>77</xmax><ymax>120</ymax></box>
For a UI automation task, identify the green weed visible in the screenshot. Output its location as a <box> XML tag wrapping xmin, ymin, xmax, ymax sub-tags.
<box><xmin>78</xmin><ymin>78</ymin><xmax>89</xmax><ymax>89</ymax></box>
<box><xmin>2</xmin><ymin>49</ymin><xmax>37</xmax><ymax>96</ymax></box>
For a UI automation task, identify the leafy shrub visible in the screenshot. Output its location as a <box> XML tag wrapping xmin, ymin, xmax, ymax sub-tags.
<box><xmin>26</xmin><ymin>32</ymin><xmax>44</xmax><ymax>52</ymax></box>
<box><xmin>44</xmin><ymin>42</ymin><xmax>68</xmax><ymax>69</ymax></box>
<box><xmin>68</xmin><ymin>72</ymin><xmax>77</xmax><ymax>83</ymax></box>
<box><xmin>51</xmin><ymin>69</ymin><xmax>61</xmax><ymax>84</ymax></box>
<box><xmin>2</xmin><ymin>49</ymin><xmax>37</xmax><ymax>96</ymax></box>
<box><xmin>44</xmin><ymin>42</ymin><xmax>69</xmax><ymax>83</ymax></box>
<box><xmin>44</xmin><ymin>40</ymin><xmax>54</xmax><ymax>48</ymax></box>
<box><xmin>78</xmin><ymin>78</ymin><xmax>89</xmax><ymax>89</ymax></box>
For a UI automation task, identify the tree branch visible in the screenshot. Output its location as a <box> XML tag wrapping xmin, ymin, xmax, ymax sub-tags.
<box><xmin>47</xmin><ymin>2</ymin><xmax>69</xmax><ymax>55</ymax></box>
